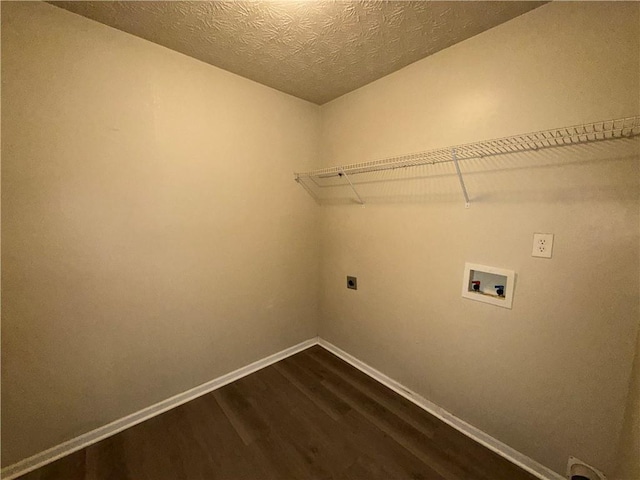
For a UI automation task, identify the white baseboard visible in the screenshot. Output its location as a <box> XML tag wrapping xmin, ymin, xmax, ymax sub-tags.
<box><xmin>317</xmin><ymin>338</ymin><xmax>565</xmax><ymax>480</ymax></box>
<box><xmin>1</xmin><ymin>337</ymin><xmax>319</xmax><ymax>480</ymax></box>
<box><xmin>3</xmin><ymin>336</ymin><xmax>564</xmax><ymax>480</ymax></box>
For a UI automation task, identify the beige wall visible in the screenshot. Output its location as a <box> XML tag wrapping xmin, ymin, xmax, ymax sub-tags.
<box><xmin>614</xmin><ymin>21</ymin><xmax>640</xmax><ymax>479</ymax></box>
<box><xmin>1</xmin><ymin>1</ymin><xmax>320</xmax><ymax>466</ymax></box>
<box><xmin>319</xmin><ymin>2</ymin><xmax>639</xmax><ymax>476</ymax></box>
<box><xmin>615</xmin><ymin>330</ymin><xmax>640</xmax><ymax>480</ymax></box>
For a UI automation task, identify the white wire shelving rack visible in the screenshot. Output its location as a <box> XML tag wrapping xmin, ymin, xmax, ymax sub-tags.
<box><xmin>294</xmin><ymin>116</ymin><xmax>640</xmax><ymax>207</ymax></box>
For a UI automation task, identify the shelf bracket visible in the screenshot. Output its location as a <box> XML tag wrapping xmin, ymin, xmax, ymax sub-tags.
<box><xmin>294</xmin><ymin>174</ymin><xmax>320</xmax><ymax>203</ymax></box>
<box><xmin>451</xmin><ymin>148</ymin><xmax>470</xmax><ymax>208</ymax></box>
<box><xmin>339</xmin><ymin>168</ymin><xmax>365</xmax><ymax>206</ymax></box>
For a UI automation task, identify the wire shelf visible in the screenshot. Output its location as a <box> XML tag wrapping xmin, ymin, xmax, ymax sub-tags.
<box><xmin>296</xmin><ymin>116</ymin><xmax>640</xmax><ymax>180</ymax></box>
<box><xmin>294</xmin><ymin>116</ymin><xmax>640</xmax><ymax>206</ymax></box>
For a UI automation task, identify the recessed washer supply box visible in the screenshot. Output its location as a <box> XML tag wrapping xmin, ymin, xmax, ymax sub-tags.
<box><xmin>462</xmin><ymin>263</ymin><xmax>515</xmax><ymax>309</ymax></box>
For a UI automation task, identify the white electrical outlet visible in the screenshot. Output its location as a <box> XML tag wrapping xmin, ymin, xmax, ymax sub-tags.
<box><xmin>532</xmin><ymin>233</ymin><xmax>554</xmax><ymax>258</ymax></box>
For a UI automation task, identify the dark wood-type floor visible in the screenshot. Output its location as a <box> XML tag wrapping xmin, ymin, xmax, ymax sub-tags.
<box><xmin>18</xmin><ymin>345</ymin><xmax>537</xmax><ymax>480</ymax></box>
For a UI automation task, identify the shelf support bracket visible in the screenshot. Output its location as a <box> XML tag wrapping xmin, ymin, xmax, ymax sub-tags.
<box><xmin>339</xmin><ymin>168</ymin><xmax>365</xmax><ymax>206</ymax></box>
<box><xmin>451</xmin><ymin>148</ymin><xmax>470</xmax><ymax>208</ymax></box>
<box><xmin>294</xmin><ymin>174</ymin><xmax>320</xmax><ymax>204</ymax></box>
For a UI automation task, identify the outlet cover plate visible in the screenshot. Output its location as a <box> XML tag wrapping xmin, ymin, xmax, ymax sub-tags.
<box><xmin>532</xmin><ymin>233</ymin><xmax>554</xmax><ymax>258</ymax></box>
<box><xmin>347</xmin><ymin>276</ymin><xmax>357</xmax><ymax>290</ymax></box>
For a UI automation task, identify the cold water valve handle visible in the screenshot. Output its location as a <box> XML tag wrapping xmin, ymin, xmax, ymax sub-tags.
<box><xmin>495</xmin><ymin>285</ymin><xmax>505</xmax><ymax>297</ymax></box>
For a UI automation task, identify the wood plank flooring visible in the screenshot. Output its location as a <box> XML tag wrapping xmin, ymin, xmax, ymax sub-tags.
<box><xmin>17</xmin><ymin>345</ymin><xmax>537</xmax><ymax>480</ymax></box>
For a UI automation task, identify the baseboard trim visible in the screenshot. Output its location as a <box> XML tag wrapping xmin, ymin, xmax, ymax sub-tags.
<box><xmin>3</xmin><ymin>336</ymin><xmax>564</xmax><ymax>480</ymax></box>
<box><xmin>317</xmin><ymin>338</ymin><xmax>564</xmax><ymax>480</ymax></box>
<box><xmin>1</xmin><ymin>337</ymin><xmax>319</xmax><ymax>480</ymax></box>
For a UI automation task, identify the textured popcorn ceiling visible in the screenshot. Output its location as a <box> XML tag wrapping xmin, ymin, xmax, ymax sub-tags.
<box><xmin>50</xmin><ymin>1</ymin><xmax>544</xmax><ymax>105</ymax></box>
